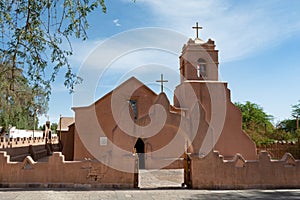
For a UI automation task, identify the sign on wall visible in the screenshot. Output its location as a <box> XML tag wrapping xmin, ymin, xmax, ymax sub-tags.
<box><xmin>100</xmin><ymin>137</ymin><xmax>108</xmax><ymax>146</ymax></box>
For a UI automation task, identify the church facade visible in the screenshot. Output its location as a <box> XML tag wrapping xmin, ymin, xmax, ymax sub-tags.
<box><xmin>65</xmin><ymin>25</ymin><xmax>256</xmax><ymax>171</ymax></box>
<box><xmin>1</xmin><ymin>24</ymin><xmax>300</xmax><ymax>189</ymax></box>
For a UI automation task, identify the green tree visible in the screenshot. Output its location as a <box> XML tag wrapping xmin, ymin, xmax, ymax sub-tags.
<box><xmin>235</xmin><ymin>101</ymin><xmax>275</xmax><ymax>146</ymax></box>
<box><xmin>0</xmin><ymin>0</ymin><xmax>107</xmax><ymax>97</ymax></box>
<box><xmin>276</xmin><ymin>119</ymin><xmax>297</xmax><ymax>134</ymax></box>
<box><xmin>51</xmin><ymin>122</ymin><xmax>58</xmax><ymax>134</ymax></box>
<box><xmin>235</xmin><ymin>101</ymin><xmax>274</xmax><ymax>133</ymax></box>
<box><xmin>291</xmin><ymin>100</ymin><xmax>300</xmax><ymax>130</ymax></box>
<box><xmin>0</xmin><ymin>62</ymin><xmax>47</xmax><ymax>130</ymax></box>
<box><xmin>292</xmin><ymin>100</ymin><xmax>300</xmax><ymax>118</ymax></box>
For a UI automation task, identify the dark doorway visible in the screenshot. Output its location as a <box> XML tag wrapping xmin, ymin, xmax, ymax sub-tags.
<box><xmin>134</xmin><ymin>138</ymin><xmax>145</xmax><ymax>169</ymax></box>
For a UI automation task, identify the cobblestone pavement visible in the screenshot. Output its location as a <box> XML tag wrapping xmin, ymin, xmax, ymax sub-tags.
<box><xmin>0</xmin><ymin>169</ymin><xmax>300</xmax><ymax>199</ymax></box>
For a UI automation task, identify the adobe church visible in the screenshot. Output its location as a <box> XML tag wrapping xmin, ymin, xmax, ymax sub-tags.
<box><xmin>62</xmin><ymin>23</ymin><xmax>256</xmax><ymax>170</ymax></box>
<box><xmin>1</xmin><ymin>24</ymin><xmax>299</xmax><ymax>189</ymax></box>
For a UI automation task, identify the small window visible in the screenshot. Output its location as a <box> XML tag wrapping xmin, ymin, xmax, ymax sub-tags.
<box><xmin>129</xmin><ymin>100</ymin><xmax>138</xmax><ymax>120</ymax></box>
<box><xmin>197</xmin><ymin>58</ymin><xmax>207</xmax><ymax>78</ymax></box>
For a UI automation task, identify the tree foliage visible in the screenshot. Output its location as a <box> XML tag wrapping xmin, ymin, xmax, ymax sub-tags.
<box><xmin>235</xmin><ymin>101</ymin><xmax>275</xmax><ymax>146</ymax></box>
<box><xmin>235</xmin><ymin>100</ymin><xmax>300</xmax><ymax>148</ymax></box>
<box><xmin>0</xmin><ymin>0</ymin><xmax>109</xmax><ymax>130</ymax></box>
<box><xmin>51</xmin><ymin>122</ymin><xmax>58</xmax><ymax>134</ymax></box>
<box><xmin>0</xmin><ymin>0</ymin><xmax>107</xmax><ymax>97</ymax></box>
<box><xmin>235</xmin><ymin>101</ymin><xmax>274</xmax><ymax>133</ymax></box>
<box><xmin>276</xmin><ymin>119</ymin><xmax>297</xmax><ymax>134</ymax></box>
<box><xmin>292</xmin><ymin>100</ymin><xmax>300</xmax><ymax>117</ymax></box>
<box><xmin>276</xmin><ymin>100</ymin><xmax>300</xmax><ymax>136</ymax></box>
<box><xmin>0</xmin><ymin>62</ymin><xmax>48</xmax><ymax>130</ymax></box>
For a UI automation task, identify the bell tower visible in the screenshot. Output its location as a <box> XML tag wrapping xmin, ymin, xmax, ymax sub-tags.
<box><xmin>179</xmin><ymin>22</ymin><xmax>219</xmax><ymax>82</ymax></box>
<box><xmin>174</xmin><ymin>23</ymin><xmax>257</xmax><ymax>160</ymax></box>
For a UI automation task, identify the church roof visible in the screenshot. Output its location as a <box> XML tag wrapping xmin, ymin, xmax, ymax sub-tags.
<box><xmin>57</xmin><ymin>117</ymin><xmax>75</xmax><ymax>131</ymax></box>
<box><xmin>72</xmin><ymin>76</ymin><xmax>157</xmax><ymax>110</ymax></box>
<box><xmin>153</xmin><ymin>92</ymin><xmax>170</xmax><ymax>112</ymax></box>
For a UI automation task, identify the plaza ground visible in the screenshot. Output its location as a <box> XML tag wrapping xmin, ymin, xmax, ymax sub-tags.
<box><xmin>1</xmin><ymin>188</ymin><xmax>300</xmax><ymax>199</ymax></box>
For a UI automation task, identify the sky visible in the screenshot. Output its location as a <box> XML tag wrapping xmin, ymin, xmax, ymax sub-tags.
<box><xmin>41</xmin><ymin>0</ymin><xmax>300</xmax><ymax>125</ymax></box>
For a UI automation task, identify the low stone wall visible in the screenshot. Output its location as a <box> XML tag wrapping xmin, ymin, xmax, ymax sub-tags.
<box><xmin>163</xmin><ymin>158</ymin><xmax>184</xmax><ymax>169</ymax></box>
<box><xmin>146</xmin><ymin>157</ymin><xmax>183</xmax><ymax>169</ymax></box>
<box><xmin>190</xmin><ymin>151</ymin><xmax>300</xmax><ymax>189</ymax></box>
<box><xmin>0</xmin><ymin>152</ymin><xmax>137</xmax><ymax>189</ymax></box>
<box><xmin>0</xmin><ymin>136</ymin><xmax>59</xmax><ymax>148</ymax></box>
<box><xmin>257</xmin><ymin>141</ymin><xmax>300</xmax><ymax>159</ymax></box>
<box><xmin>1</xmin><ymin>142</ymin><xmax>60</xmax><ymax>162</ymax></box>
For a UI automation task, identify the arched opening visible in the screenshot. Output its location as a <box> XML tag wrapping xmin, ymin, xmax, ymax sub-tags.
<box><xmin>197</xmin><ymin>58</ymin><xmax>207</xmax><ymax>78</ymax></box>
<box><xmin>134</xmin><ymin>138</ymin><xmax>145</xmax><ymax>169</ymax></box>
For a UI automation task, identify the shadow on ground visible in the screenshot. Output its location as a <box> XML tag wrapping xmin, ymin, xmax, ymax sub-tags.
<box><xmin>185</xmin><ymin>190</ymin><xmax>300</xmax><ymax>200</ymax></box>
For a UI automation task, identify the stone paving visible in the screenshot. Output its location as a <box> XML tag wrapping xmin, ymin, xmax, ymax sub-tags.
<box><xmin>138</xmin><ymin>169</ymin><xmax>184</xmax><ymax>188</ymax></box>
<box><xmin>0</xmin><ymin>169</ymin><xmax>300</xmax><ymax>199</ymax></box>
<box><xmin>1</xmin><ymin>189</ymin><xmax>300</xmax><ymax>199</ymax></box>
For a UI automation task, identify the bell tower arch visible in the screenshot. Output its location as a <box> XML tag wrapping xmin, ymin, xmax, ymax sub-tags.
<box><xmin>179</xmin><ymin>23</ymin><xmax>219</xmax><ymax>82</ymax></box>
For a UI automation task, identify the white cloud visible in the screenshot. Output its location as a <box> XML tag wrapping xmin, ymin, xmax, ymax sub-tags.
<box><xmin>68</xmin><ymin>1</ymin><xmax>300</xmax><ymax>73</ymax></box>
<box><xmin>113</xmin><ymin>19</ymin><xmax>121</xmax><ymax>27</ymax></box>
<box><xmin>66</xmin><ymin>1</ymin><xmax>300</xmax><ymax>108</ymax></box>
<box><xmin>70</xmin><ymin>28</ymin><xmax>188</xmax><ymax>107</ymax></box>
<box><xmin>68</xmin><ymin>40</ymin><xmax>104</xmax><ymax>65</ymax></box>
<box><xmin>139</xmin><ymin>0</ymin><xmax>300</xmax><ymax>62</ymax></box>
<box><xmin>70</xmin><ymin>28</ymin><xmax>187</xmax><ymax>70</ymax></box>
<box><xmin>48</xmin><ymin>0</ymin><xmax>300</xmax><ymax>122</ymax></box>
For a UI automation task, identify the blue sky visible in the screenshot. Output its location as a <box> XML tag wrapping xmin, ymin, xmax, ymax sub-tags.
<box><xmin>42</xmin><ymin>0</ymin><xmax>300</xmax><ymax>125</ymax></box>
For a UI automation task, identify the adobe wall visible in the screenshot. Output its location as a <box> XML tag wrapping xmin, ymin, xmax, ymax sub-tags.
<box><xmin>190</xmin><ymin>151</ymin><xmax>300</xmax><ymax>189</ymax></box>
<box><xmin>174</xmin><ymin>81</ymin><xmax>257</xmax><ymax>160</ymax></box>
<box><xmin>0</xmin><ymin>151</ymin><xmax>137</xmax><ymax>189</ymax></box>
<box><xmin>0</xmin><ymin>136</ymin><xmax>59</xmax><ymax>149</ymax></box>
<box><xmin>61</xmin><ymin>124</ymin><xmax>75</xmax><ymax>161</ymax></box>
<box><xmin>112</xmin><ymin>93</ymin><xmax>189</xmax><ymax>169</ymax></box>
<box><xmin>0</xmin><ymin>137</ymin><xmax>60</xmax><ymax>162</ymax></box>
<box><xmin>72</xmin><ymin>82</ymin><xmax>188</xmax><ymax>170</ymax></box>
<box><xmin>257</xmin><ymin>141</ymin><xmax>300</xmax><ymax>160</ymax></box>
<box><xmin>2</xmin><ymin>146</ymin><xmax>30</xmax><ymax>158</ymax></box>
<box><xmin>72</xmin><ymin>79</ymin><xmax>158</xmax><ymax>161</ymax></box>
<box><xmin>180</xmin><ymin>38</ymin><xmax>219</xmax><ymax>81</ymax></box>
<box><xmin>93</xmin><ymin>79</ymin><xmax>158</xmax><ymax>143</ymax></box>
<box><xmin>73</xmin><ymin>122</ymin><xmax>94</xmax><ymax>160</ymax></box>
<box><xmin>2</xmin><ymin>144</ymin><xmax>49</xmax><ymax>162</ymax></box>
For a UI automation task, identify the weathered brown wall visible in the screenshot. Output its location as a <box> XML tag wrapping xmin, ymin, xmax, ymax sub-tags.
<box><xmin>190</xmin><ymin>151</ymin><xmax>300</xmax><ymax>189</ymax></box>
<box><xmin>0</xmin><ymin>152</ymin><xmax>137</xmax><ymax>188</ymax></box>
<box><xmin>180</xmin><ymin>39</ymin><xmax>219</xmax><ymax>82</ymax></box>
<box><xmin>61</xmin><ymin>124</ymin><xmax>75</xmax><ymax>161</ymax></box>
<box><xmin>73</xmin><ymin>78</ymin><xmax>158</xmax><ymax>161</ymax></box>
<box><xmin>72</xmin><ymin>79</ymin><xmax>189</xmax><ymax>170</ymax></box>
<box><xmin>0</xmin><ymin>136</ymin><xmax>59</xmax><ymax>149</ymax></box>
<box><xmin>73</xmin><ymin>122</ymin><xmax>94</xmax><ymax>160</ymax></box>
<box><xmin>174</xmin><ymin>82</ymin><xmax>257</xmax><ymax>160</ymax></box>
<box><xmin>112</xmin><ymin>93</ymin><xmax>188</xmax><ymax>169</ymax></box>
<box><xmin>0</xmin><ymin>137</ymin><xmax>60</xmax><ymax>162</ymax></box>
<box><xmin>257</xmin><ymin>142</ymin><xmax>300</xmax><ymax>160</ymax></box>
